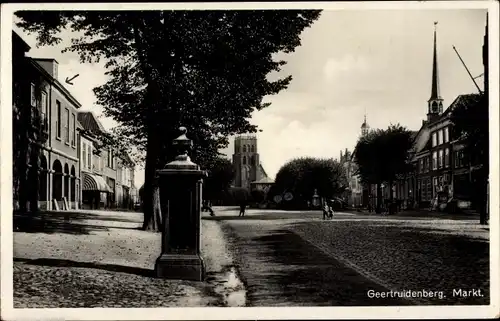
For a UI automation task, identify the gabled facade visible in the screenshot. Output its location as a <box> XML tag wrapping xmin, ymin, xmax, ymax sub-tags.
<box><xmin>77</xmin><ymin>111</ymin><xmax>136</xmax><ymax>209</ymax></box>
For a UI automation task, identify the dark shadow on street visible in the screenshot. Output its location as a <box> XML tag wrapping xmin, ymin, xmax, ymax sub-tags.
<box><xmin>13</xmin><ymin>211</ymin><xmax>142</xmax><ymax>235</ymax></box>
<box><xmin>14</xmin><ymin>210</ymin><xmax>141</xmax><ymax>223</ymax></box>
<box><xmin>13</xmin><ymin>257</ymin><xmax>155</xmax><ymax>278</ymax></box>
<box><xmin>247</xmin><ymin>229</ymin><xmax>412</xmax><ymax>306</ymax></box>
<box><xmin>284</xmin><ymin>221</ymin><xmax>490</xmax><ymax>305</ymax></box>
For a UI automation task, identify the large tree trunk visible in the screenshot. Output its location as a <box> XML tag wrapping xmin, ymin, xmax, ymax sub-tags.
<box><xmin>142</xmin><ymin>134</ymin><xmax>162</xmax><ymax>232</ymax></box>
<box><xmin>388</xmin><ymin>180</ymin><xmax>395</xmax><ymax>215</ymax></box>
<box><xmin>375</xmin><ymin>183</ymin><xmax>382</xmax><ymax>214</ymax></box>
<box><xmin>131</xmin><ymin>16</ymin><xmax>165</xmax><ymax>232</ymax></box>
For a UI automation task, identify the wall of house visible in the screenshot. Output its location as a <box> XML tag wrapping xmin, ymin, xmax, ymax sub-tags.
<box><xmin>50</xmin><ymin>84</ymin><xmax>79</xmax><ymax>160</ymax></box>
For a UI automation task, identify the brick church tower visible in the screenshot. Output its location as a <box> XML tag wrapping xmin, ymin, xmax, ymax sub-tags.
<box><xmin>232</xmin><ymin>135</ymin><xmax>261</xmax><ymax>189</ymax></box>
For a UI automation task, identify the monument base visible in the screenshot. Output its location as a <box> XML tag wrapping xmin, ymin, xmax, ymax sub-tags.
<box><xmin>155</xmin><ymin>254</ymin><xmax>205</xmax><ymax>281</ymax></box>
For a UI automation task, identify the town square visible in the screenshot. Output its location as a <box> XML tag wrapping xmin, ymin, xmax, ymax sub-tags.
<box><xmin>2</xmin><ymin>3</ymin><xmax>497</xmax><ymax>320</ymax></box>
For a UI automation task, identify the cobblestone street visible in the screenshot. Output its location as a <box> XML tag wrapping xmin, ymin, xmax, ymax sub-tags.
<box><xmin>205</xmin><ymin>207</ymin><xmax>489</xmax><ymax>306</ymax></box>
<box><xmin>12</xmin><ymin>207</ymin><xmax>490</xmax><ymax>308</ymax></box>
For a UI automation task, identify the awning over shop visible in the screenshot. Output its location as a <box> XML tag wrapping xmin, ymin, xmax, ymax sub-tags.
<box><xmin>82</xmin><ymin>172</ymin><xmax>113</xmax><ymax>193</ymax></box>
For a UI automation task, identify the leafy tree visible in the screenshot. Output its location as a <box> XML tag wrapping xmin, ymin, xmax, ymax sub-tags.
<box><xmin>272</xmin><ymin>157</ymin><xmax>348</xmax><ymax>208</ymax></box>
<box><xmin>15</xmin><ymin>10</ymin><xmax>321</xmax><ymax>231</ymax></box>
<box><xmin>202</xmin><ymin>157</ymin><xmax>234</xmax><ymax>202</ymax></box>
<box><xmin>251</xmin><ymin>189</ymin><xmax>266</xmax><ymax>204</ymax></box>
<box><xmin>228</xmin><ymin>187</ymin><xmax>251</xmax><ymax>203</ymax></box>
<box><xmin>354</xmin><ymin>124</ymin><xmax>414</xmax><ymax>214</ymax></box>
<box><xmin>450</xmin><ymin>93</ymin><xmax>488</xmax><ymax>224</ymax></box>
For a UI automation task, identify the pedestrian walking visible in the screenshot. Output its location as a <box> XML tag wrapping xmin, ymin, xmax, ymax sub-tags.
<box><xmin>238</xmin><ymin>201</ymin><xmax>247</xmax><ymax>217</ymax></box>
<box><xmin>202</xmin><ymin>200</ymin><xmax>215</xmax><ymax>216</ymax></box>
<box><xmin>322</xmin><ymin>199</ymin><xmax>330</xmax><ymax>220</ymax></box>
<box><xmin>328</xmin><ymin>199</ymin><xmax>335</xmax><ymax>219</ymax></box>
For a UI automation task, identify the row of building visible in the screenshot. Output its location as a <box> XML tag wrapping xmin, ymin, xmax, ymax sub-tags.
<box><xmin>341</xmin><ymin>17</ymin><xmax>488</xmax><ymax>211</ymax></box>
<box><xmin>13</xmin><ymin>31</ymin><xmax>138</xmax><ymax>212</ymax></box>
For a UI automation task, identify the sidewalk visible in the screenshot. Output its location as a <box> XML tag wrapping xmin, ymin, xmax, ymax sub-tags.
<box><xmin>13</xmin><ymin>209</ymin><xmax>245</xmax><ymax>308</ymax></box>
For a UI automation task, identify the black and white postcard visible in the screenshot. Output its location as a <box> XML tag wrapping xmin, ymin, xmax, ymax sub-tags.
<box><xmin>1</xmin><ymin>1</ymin><xmax>498</xmax><ymax>320</ymax></box>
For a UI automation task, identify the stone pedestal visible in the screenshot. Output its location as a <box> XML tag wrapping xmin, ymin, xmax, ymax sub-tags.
<box><xmin>154</xmin><ymin>127</ymin><xmax>206</xmax><ymax>281</ymax></box>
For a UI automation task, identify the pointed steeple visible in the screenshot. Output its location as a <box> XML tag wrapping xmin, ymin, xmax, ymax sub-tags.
<box><xmin>430</xmin><ymin>22</ymin><xmax>441</xmax><ymax>101</ymax></box>
<box><xmin>427</xmin><ymin>21</ymin><xmax>444</xmax><ymax>121</ymax></box>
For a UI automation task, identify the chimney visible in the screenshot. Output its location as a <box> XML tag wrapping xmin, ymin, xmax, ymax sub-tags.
<box><xmin>33</xmin><ymin>58</ymin><xmax>59</xmax><ymax>80</ymax></box>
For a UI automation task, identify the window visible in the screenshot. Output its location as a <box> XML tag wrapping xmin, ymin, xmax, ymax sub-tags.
<box><xmin>242</xmin><ymin>156</ymin><xmax>246</xmax><ymax>165</ymax></box>
<box><xmin>243</xmin><ymin>145</ymin><xmax>247</xmax><ymax>153</ymax></box>
<box><xmin>419</xmin><ymin>159</ymin><xmax>424</xmax><ymax>173</ymax></box>
<box><xmin>432</xmin><ymin>133</ymin><xmax>437</xmax><ymax>147</ymax></box>
<box><xmin>82</xmin><ymin>142</ymin><xmax>87</xmax><ymax>169</ymax></box>
<box><xmin>65</xmin><ymin>108</ymin><xmax>70</xmax><ymax>143</ymax></box>
<box><xmin>426</xmin><ymin>179</ymin><xmax>431</xmax><ymax>200</ymax></box>
<box><xmin>107</xmin><ymin>150</ymin><xmax>112</xmax><ymax>167</ymax></box>
<box><xmin>432</xmin><ymin>151</ymin><xmax>438</xmax><ymax>170</ymax></box>
<box><xmin>437</xmin><ymin>130</ymin><xmax>443</xmax><ymax>145</ymax></box>
<box><xmin>103</xmin><ymin>153</ymin><xmax>108</xmax><ymax>169</ymax></box>
<box><xmin>40</xmin><ymin>91</ymin><xmax>48</xmax><ymax>131</ymax></box>
<box><xmin>459</xmin><ymin>150</ymin><xmax>465</xmax><ymax>168</ymax></box>
<box><xmin>251</xmin><ymin>155</ymin><xmax>255</xmax><ymax>166</ymax></box>
<box><xmin>87</xmin><ymin>144</ymin><xmax>91</xmax><ymax>169</ymax></box>
<box><xmin>433</xmin><ymin>177</ymin><xmax>439</xmax><ymax>193</ymax></box>
<box><xmin>444</xmin><ymin>174</ymin><xmax>450</xmax><ymax>184</ymax></box>
<box><xmin>444</xmin><ymin>148</ymin><xmax>450</xmax><ymax>167</ymax></box>
<box><xmin>454</xmin><ymin>150</ymin><xmax>467</xmax><ymax>168</ymax></box>
<box><xmin>71</xmin><ymin>114</ymin><xmax>76</xmax><ymax>146</ymax></box>
<box><xmin>250</xmin><ymin>145</ymin><xmax>255</xmax><ymax>153</ymax></box>
<box><xmin>444</xmin><ymin>127</ymin><xmax>449</xmax><ymax>143</ymax></box>
<box><xmin>40</xmin><ymin>91</ymin><xmax>47</xmax><ymax>115</ymax></box>
<box><xmin>56</xmin><ymin>101</ymin><xmax>61</xmax><ymax>138</ymax></box>
<box><xmin>31</xmin><ymin>83</ymin><xmax>37</xmax><ymax>107</ymax></box>
<box><xmin>438</xmin><ymin>149</ymin><xmax>443</xmax><ymax>168</ymax></box>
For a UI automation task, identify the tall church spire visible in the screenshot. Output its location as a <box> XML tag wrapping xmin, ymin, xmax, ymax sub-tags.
<box><xmin>430</xmin><ymin>22</ymin><xmax>441</xmax><ymax>101</ymax></box>
<box><xmin>427</xmin><ymin>21</ymin><xmax>444</xmax><ymax>121</ymax></box>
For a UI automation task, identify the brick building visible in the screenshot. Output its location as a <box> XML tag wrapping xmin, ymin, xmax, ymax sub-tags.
<box><xmin>393</xmin><ymin>21</ymin><xmax>486</xmax><ymax>210</ymax></box>
<box><xmin>340</xmin><ymin>148</ymin><xmax>362</xmax><ymax>207</ymax></box>
<box><xmin>13</xmin><ymin>31</ymin><xmax>82</xmax><ymax>211</ymax></box>
<box><xmin>77</xmin><ymin>111</ymin><xmax>136</xmax><ymax>210</ymax></box>
<box><xmin>232</xmin><ymin>134</ymin><xmax>271</xmax><ymax>190</ymax></box>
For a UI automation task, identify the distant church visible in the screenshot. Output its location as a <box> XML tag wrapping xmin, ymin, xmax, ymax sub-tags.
<box><xmin>232</xmin><ymin>134</ymin><xmax>273</xmax><ymax>191</ymax></box>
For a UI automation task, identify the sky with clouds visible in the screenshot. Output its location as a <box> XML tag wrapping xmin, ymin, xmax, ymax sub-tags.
<box><xmin>13</xmin><ymin>8</ymin><xmax>487</xmax><ymax>188</ymax></box>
